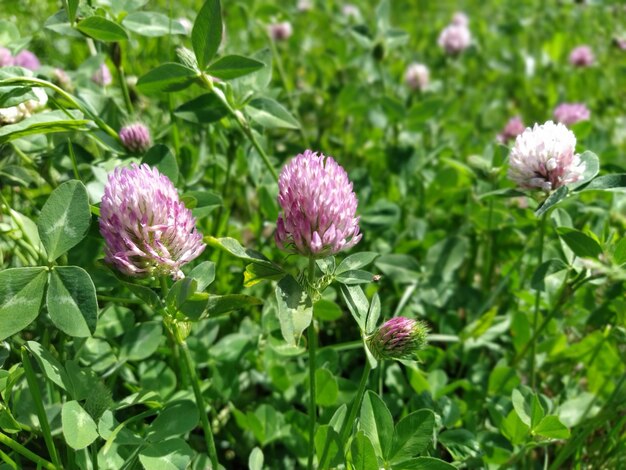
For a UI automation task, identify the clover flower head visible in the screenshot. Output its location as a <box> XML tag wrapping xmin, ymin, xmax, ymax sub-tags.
<box><xmin>569</xmin><ymin>45</ymin><xmax>594</xmax><ymax>67</ymax></box>
<box><xmin>553</xmin><ymin>103</ymin><xmax>590</xmax><ymax>126</ymax></box>
<box><xmin>276</xmin><ymin>150</ymin><xmax>361</xmax><ymax>258</ymax></box>
<box><xmin>508</xmin><ymin>121</ymin><xmax>585</xmax><ymax>192</ymax></box>
<box><xmin>92</xmin><ymin>63</ymin><xmax>112</xmax><ymax>86</ymax></box>
<box><xmin>0</xmin><ymin>47</ymin><xmax>13</xmax><ymax>67</ymax></box>
<box><xmin>497</xmin><ymin>116</ymin><xmax>525</xmax><ymax>143</ymax></box>
<box><xmin>452</xmin><ymin>11</ymin><xmax>469</xmax><ymax>27</ymax></box>
<box><xmin>99</xmin><ymin>163</ymin><xmax>205</xmax><ymax>279</ymax></box>
<box><xmin>367</xmin><ymin>317</ymin><xmax>429</xmax><ymax>361</ymax></box>
<box><xmin>14</xmin><ymin>50</ymin><xmax>40</xmax><ymax>71</ymax></box>
<box><xmin>438</xmin><ymin>24</ymin><xmax>471</xmax><ymax>54</ymax></box>
<box><xmin>268</xmin><ymin>22</ymin><xmax>293</xmax><ymax>41</ymax></box>
<box><xmin>119</xmin><ymin>123</ymin><xmax>152</xmax><ymax>153</ymax></box>
<box><xmin>404</xmin><ymin>62</ymin><xmax>430</xmax><ymax>91</ymax></box>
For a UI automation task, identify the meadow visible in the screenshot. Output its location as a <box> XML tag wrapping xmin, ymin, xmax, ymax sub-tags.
<box><xmin>1</xmin><ymin>0</ymin><xmax>626</xmax><ymax>469</ymax></box>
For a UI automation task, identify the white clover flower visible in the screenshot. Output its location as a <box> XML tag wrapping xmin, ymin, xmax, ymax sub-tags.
<box><xmin>508</xmin><ymin>121</ymin><xmax>586</xmax><ymax>192</ymax></box>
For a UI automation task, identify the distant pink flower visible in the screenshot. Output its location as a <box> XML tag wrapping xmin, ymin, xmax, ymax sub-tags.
<box><xmin>438</xmin><ymin>24</ymin><xmax>471</xmax><ymax>54</ymax></box>
<box><xmin>276</xmin><ymin>150</ymin><xmax>361</xmax><ymax>257</ymax></box>
<box><xmin>452</xmin><ymin>12</ymin><xmax>469</xmax><ymax>27</ymax></box>
<box><xmin>497</xmin><ymin>116</ymin><xmax>525</xmax><ymax>143</ymax></box>
<box><xmin>569</xmin><ymin>45</ymin><xmax>594</xmax><ymax>67</ymax></box>
<box><xmin>404</xmin><ymin>62</ymin><xmax>429</xmax><ymax>91</ymax></box>
<box><xmin>14</xmin><ymin>50</ymin><xmax>40</xmax><ymax>70</ymax></box>
<box><xmin>119</xmin><ymin>123</ymin><xmax>152</xmax><ymax>153</ymax></box>
<box><xmin>99</xmin><ymin>163</ymin><xmax>205</xmax><ymax>279</ymax></box>
<box><xmin>0</xmin><ymin>47</ymin><xmax>13</xmax><ymax>67</ymax></box>
<box><xmin>367</xmin><ymin>317</ymin><xmax>429</xmax><ymax>361</ymax></box>
<box><xmin>297</xmin><ymin>0</ymin><xmax>312</xmax><ymax>12</ymax></box>
<box><xmin>614</xmin><ymin>37</ymin><xmax>626</xmax><ymax>50</ymax></box>
<box><xmin>53</xmin><ymin>68</ymin><xmax>72</xmax><ymax>89</ymax></box>
<box><xmin>92</xmin><ymin>63</ymin><xmax>112</xmax><ymax>86</ymax></box>
<box><xmin>268</xmin><ymin>22</ymin><xmax>293</xmax><ymax>41</ymax></box>
<box><xmin>342</xmin><ymin>4</ymin><xmax>360</xmax><ymax>19</ymax></box>
<box><xmin>508</xmin><ymin>121</ymin><xmax>585</xmax><ymax>192</ymax></box>
<box><xmin>553</xmin><ymin>103</ymin><xmax>590</xmax><ymax>126</ymax></box>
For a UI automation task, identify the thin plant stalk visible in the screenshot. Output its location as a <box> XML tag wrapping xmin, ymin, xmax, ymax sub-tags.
<box><xmin>198</xmin><ymin>73</ymin><xmax>278</xmax><ymax>181</ymax></box>
<box><xmin>0</xmin><ymin>432</ymin><xmax>57</xmax><ymax>470</ymax></box>
<box><xmin>20</xmin><ymin>350</ymin><xmax>62</xmax><ymax>469</ymax></box>
<box><xmin>529</xmin><ymin>213</ymin><xmax>547</xmax><ymax>389</ymax></box>
<box><xmin>307</xmin><ymin>257</ymin><xmax>317</xmax><ymax>470</ymax></box>
<box><xmin>180</xmin><ymin>342</ymin><xmax>219</xmax><ymax>469</ymax></box>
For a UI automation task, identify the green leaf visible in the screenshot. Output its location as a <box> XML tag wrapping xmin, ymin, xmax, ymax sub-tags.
<box><xmin>246</xmin><ymin>97</ymin><xmax>300</xmax><ymax>129</ymax></box>
<box><xmin>174</xmin><ymin>93</ymin><xmax>228</xmax><ymax>124</ymax></box>
<box><xmin>581</xmin><ymin>174</ymin><xmax>626</xmax><ymax>191</ymax></box>
<box><xmin>569</xmin><ymin>151</ymin><xmax>599</xmax><ymax>190</ymax></box>
<box><xmin>557</xmin><ymin>227</ymin><xmax>603</xmax><ymax>258</ymax></box>
<box><xmin>613</xmin><ymin>238</ymin><xmax>626</xmax><ymax>265</ymax></box>
<box><xmin>275</xmin><ymin>275</ymin><xmax>312</xmax><ymax>346</ymax></box>
<box><xmin>47</xmin><ymin>266</ymin><xmax>98</xmax><ymax>337</ymax></box>
<box><xmin>512</xmin><ymin>389</ymin><xmax>531</xmax><ymax>426</ymax></box>
<box><xmin>531</xmin><ymin>258</ymin><xmax>568</xmax><ymax>291</ymax></box>
<box><xmin>136</xmin><ymin>63</ymin><xmax>197</xmax><ymax>94</ymax></box>
<box><xmin>37</xmin><ymin>180</ymin><xmax>91</xmax><ymax>261</ymax></box>
<box><xmin>501</xmin><ymin>409</ymin><xmax>529</xmax><ymax>445</ymax></box>
<box><xmin>351</xmin><ymin>431</ymin><xmax>378</xmax><ymax>470</ymax></box>
<box><xmin>207</xmin><ymin>236</ymin><xmax>273</xmax><ymax>266</ymax></box>
<box><xmin>66</xmin><ymin>0</ymin><xmax>78</xmax><ymax>23</ymax></box>
<box><xmin>138</xmin><ymin>437</ymin><xmax>194</xmax><ymax>470</ymax></box>
<box><xmin>206</xmin><ymin>54</ymin><xmax>264</xmax><ymax>80</ymax></box>
<box><xmin>142</xmin><ymin>144</ymin><xmax>179</xmax><ymax>183</ymax></box>
<box><xmin>0</xmin><ymin>109</ymin><xmax>91</xmax><ymax>144</ymax></box>
<box><xmin>192</xmin><ymin>0</ymin><xmax>222</xmax><ymax>69</ymax></box>
<box><xmin>313</xmin><ymin>299</ymin><xmax>343</xmax><ymax>322</ymax></box>
<box><xmin>76</xmin><ymin>15</ymin><xmax>129</xmax><ymax>42</ymax></box>
<box><xmin>389</xmin><ymin>410</ymin><xmax>435</xmax><ymax>464</ymax></box>
<box><xmin>167</xmin><ymin>278</ymin><xmax>209</xmax><ymax>320</ymax></box>
<box><xmin>315</xmin><ymin>425</ymin><xmax>342</xmax><ymax>469</ymax></box>
<box><xmin>0</xmin><ymin>268</ymin><xmax>47</xmax><ymax>340</ymax></box>
<box><xmin>188</xmin><ymin>261</ymin><xmax>215</xmax><ymax>291</ymax></box>
<box><xmin>365</xmin><ymin>293</ymin><xmax>381</xmax><ymax>335</ymax></box>
<box><xmin>62</xmin><ymin>400</ymin><xmax>99</xmax><ymax>449</ymax></box>
<box><xmin>359</xmin><ymin>391</ymin><xmax>393</xmax><ymax>459</ymax></box>
<box><xmin>315</xmin><ymin>368</ymin><xmax>339</xmax><ymax>407</ymax></box>
<box><xmin>244</xmin><ymin>262</ymin><xmax>286</xmax><ymax>287</ymax></box>
<box><xmin>339</xmin><ymin>284</ymin><xmax>368</xmax><ymax>331</ymax></box>
<box><xmin>119</xmin><ymin>321</ymin><xmax>162</xmax><ymax>361</ymax></box>
<box><xmin>535</xmin><ymin>186</ymin><xmax>568</xmax><ymax>217</ymax></box>
<box><xmin>147</xmin><ymin>400</ymin><xmax>199</xmax><ymax>442</ymax></box>
<box><xmin>335</xmin><ymin>270</ymin><xmax>375</xmax><ymax>285</ymax></box>
<box><xmin>122</xmin><ymin>11</ymin><xmax>187</xmax><ymax>37</ymax></box>
<box><xmin>393</xmin><ymin>457</ymin><xmax>456</xmax><ymax>470</ymax></box>
<box><xmin>335</xmin><ymin>252</ymin><xmax>379</xmax><ymax>275</ymax></box>
<box><xmin>207</xmin><ymin>294</ymin><xmax>262</xmax><ymax>316</ymax></box>
<box><xmin>0</xmin><ymin>86</ymin><xmax>37</xmax><ymax>108</ymax></box>
<box><xmin>248</xmin><ymin>447</ymin><xmax>264</xmax><ymax>470</ymax></box>
<box><xmin>183</xmin><ymin>190</ymin><xmax>222</xmax><ymax>219</ymax></box>
<box><xmin>25</xmin><ymin>341</ymin><xmax>69</xmax><ymax>391</ymax></box>
<box><xmin>533</xmin><ymin>415</ymin><xmax>570</xmax><ymax>439</ymax></box>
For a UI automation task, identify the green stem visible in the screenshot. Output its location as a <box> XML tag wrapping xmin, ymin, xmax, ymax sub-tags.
<box><xmin>267</xmin><ymin>36</ymin><xmax>309</xmax><ymax>146</ymax></box>
<box><xmin>307</xmin><ymin>257</ymin><xmax>317</xmax><ymax>470</ymax></box>
<box><xmin>0</xmin><ymin>447</ymin><xmax>18</xmax><ymax>470</ymax></box>
<box><xmin>20</xmin><ymin>350</ymin><xmax>62</xmax><ymax>469</ymax></box>
<box><xmin>180</xmin><ymin>342</ymin><xmax>218</xmax><ymax>469</ymax></box>
<box><xmin>116</xmin><ymin>64</ymin><xmax>134</xmax><ymax>116</ymax></box>
<box><xmin>339</xmin><ymin>363</ymin><xmax>371</xmax><ymax>444</ymax></box>
<box><xmin>198</xmin><ymin>73</ymin><xmax>278</xmax><ymax>181</ymax></box>
<box><xmin>67</xmin><ymin>138</ymin><xmax>81</xmax><ymax>181</ymax></box>
<box><xmin>530</xmin><ymin>213</ymin><xmax>547</xmax><ymax>389</ymax></box>
<box><xmin>0</xmin><ymin>76</ymin><xmax>119</xmax><ymax>140</ymax></box>
<box><xmin>0</xmin><ymin>432</ymin><xmax>57</xmax><ymax>470</ymax></box>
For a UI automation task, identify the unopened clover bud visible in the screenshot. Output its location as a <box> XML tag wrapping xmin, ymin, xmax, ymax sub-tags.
<box><xmin>367</xmin><ymin>317</ymin><xmax>429</xmax><ymax>361</ymax></box>
<box><xmin>119</xmin><ymin>123</ymin><xmax>152</xmax><ymax>153</ymax></box>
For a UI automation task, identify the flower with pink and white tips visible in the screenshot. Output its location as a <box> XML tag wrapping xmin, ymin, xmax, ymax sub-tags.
<box><xmin>119</xmin><ymin>123</ymin><xmax>152</xmax><ymax>153</ymax></box>
<box><xmin>268</xmin><ymin>22</ymin><xmax>293</xmax><ymax>41</ymax></box>
<box><xmin>497</xmin><ymin>116</ymin><xmax>525</xmax><ymax>143</ymax></box>
<box><xmin>367</xmin><ymin>317</ymin><xmax>429</xmax><ymax>361</ymax></box>
<box><xmin>569</xmin><ymin>45</ymin><xmax>594</xmax><ymax>67</ymax></box>
<box><xmin>404</xmin><ymin>63</ymin><xmax>430</xmax><ymax>91</ymax></box>
<box><xmin>508</xmin><ymin>121</ymin><xmax>586</xmax><ymax>192</ymax></box>
<box><xmin>553</xmin><ymin>103</ymin><xmax>590</xmax><ymax>126</ymax></box>
<box><xmin>99</xmin><ymin>163</ymin><xmax>205</xmax><ymax>280</ymax></box>
<box><xmin>276</xmin><ymin>150</ymin><xmax>362</xmax><ymax>258</ymax></box>
<box><xmin>438</xmin><ymin>23</ymin><xmax>471</xmax><ymax>54</ymax></box>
